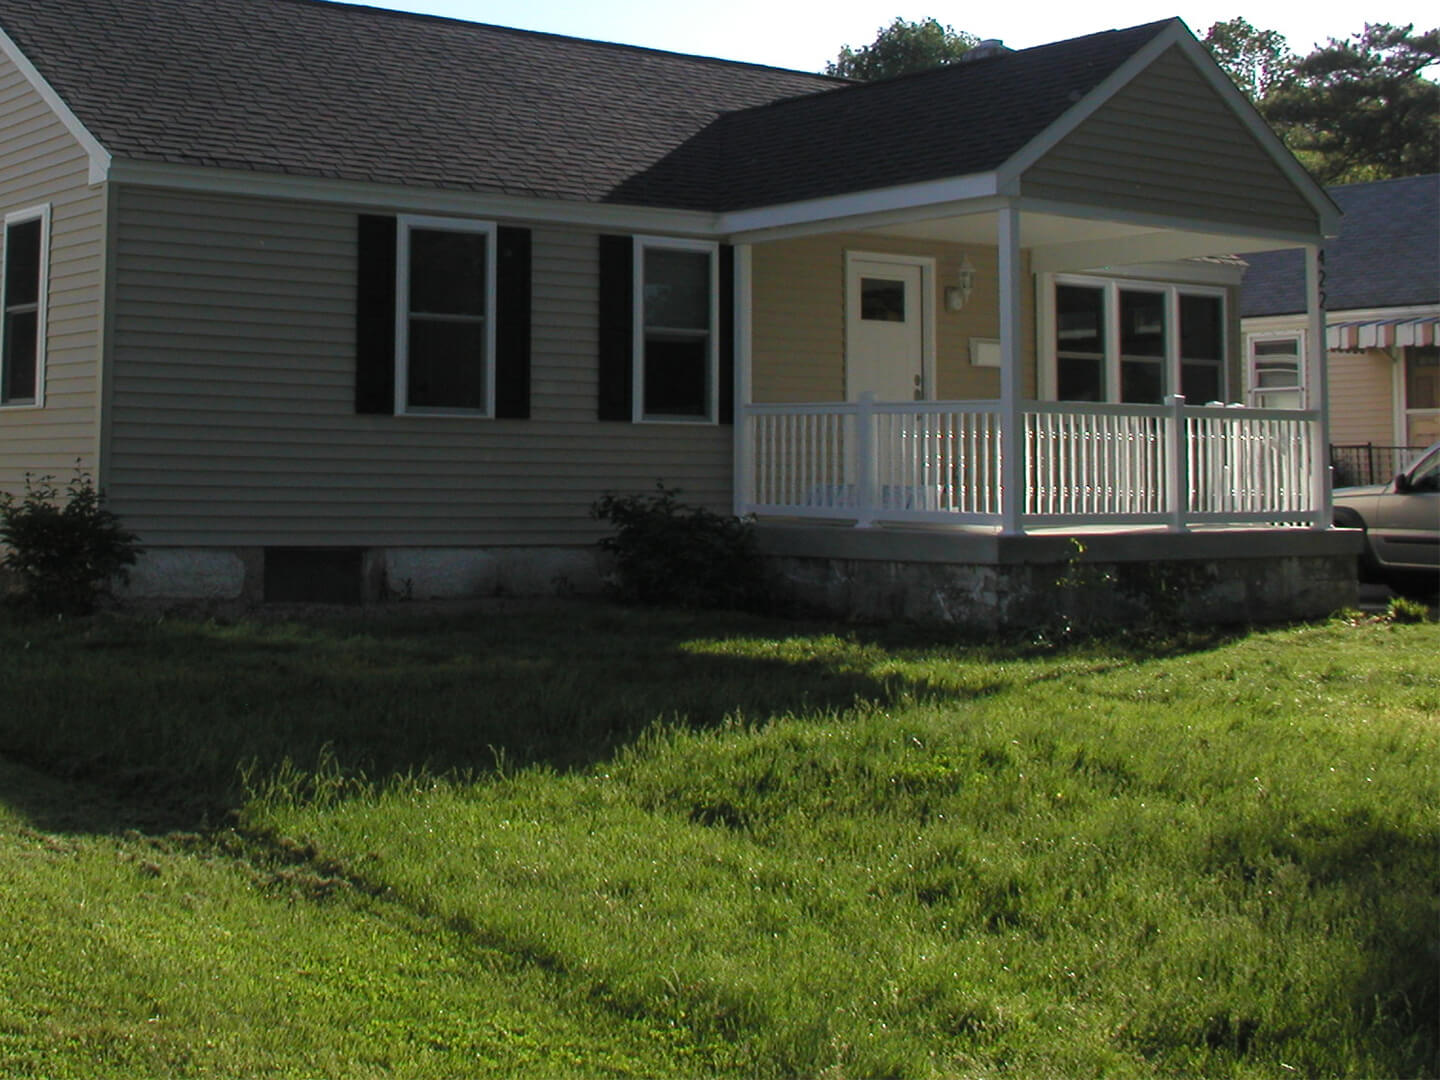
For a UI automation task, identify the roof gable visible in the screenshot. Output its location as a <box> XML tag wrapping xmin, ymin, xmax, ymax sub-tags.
<box><xmin>1019</xmin><ymin>42</ymin><xmax>1327</xmax><ymax>237</ymax></box>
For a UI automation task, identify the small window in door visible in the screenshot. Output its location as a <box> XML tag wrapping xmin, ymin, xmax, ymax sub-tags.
<box><xmin>861</xmin><ymin>278</ymin><xmax>906</xmax><ymax>322</ymax></box>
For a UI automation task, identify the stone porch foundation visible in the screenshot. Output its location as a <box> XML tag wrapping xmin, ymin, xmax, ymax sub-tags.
<box><xmin>757</xmin><ymin>525</ymin><xmax>1363</xmax><ymax>631</ymax></box>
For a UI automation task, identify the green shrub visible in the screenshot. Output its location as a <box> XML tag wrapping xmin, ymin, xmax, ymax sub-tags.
<box><xmin>591</xmin><ymin>482</ymin><xmax>777</xmax><ymax>611</ymax></box>
<box><xmin>1386</xmin><ymin>594</ymin><xmax>1431</xmax><ymax>624</ymax></box>
<box><xmin>0</xmin><ymin>470</ymin><xmax>141</xmax><ymax>615</ymax></box>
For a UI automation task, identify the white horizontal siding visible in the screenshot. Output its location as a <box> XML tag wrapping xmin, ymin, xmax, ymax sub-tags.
<box><xmin>107</xmin><ymin>189</ymin><xmax>731</xmax><ymax>547</ymax></box>
<box><xmin>0</xmin><ymin>53</ymin><xmax>104</xmax><ymax>494</ymax></box>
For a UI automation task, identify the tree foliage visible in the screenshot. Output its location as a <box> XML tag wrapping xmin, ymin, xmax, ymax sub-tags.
<box><xmin>1202</xmin><ymin>19</ymin><xmax>1438</xmax><ymax>184</ymax></box>
<box><xmin>1202</xmin><ymin>17</ymin><xmax>1295</xmax><ymax>99</ymax></box>
<box><xmin>1263</xmin><ymin>23</ymin><xmax>1439</xmax><ymax>184</ymax></box>
<box><xmin>826</xmin><ymin>17</ymin><xmax>977</xmax><ymax>81</ymax></box>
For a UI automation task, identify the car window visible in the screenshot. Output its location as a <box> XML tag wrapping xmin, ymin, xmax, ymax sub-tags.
<box><xmin>1406</xmin><ymin>446</ymin><xmax>1440</xmax><ymax>493</ymax></box>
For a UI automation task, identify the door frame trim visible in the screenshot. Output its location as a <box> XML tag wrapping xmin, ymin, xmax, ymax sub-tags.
<box><xmin>844</xmin><ymin>250</ymin><xmax>936</xmax><ymax>402</ymax></box>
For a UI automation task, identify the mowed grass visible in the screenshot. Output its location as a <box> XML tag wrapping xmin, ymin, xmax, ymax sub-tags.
<box><xmin>0</xmin><ymin>605</ymin><xmax>1436</xmax><ymax>1078</ymax></box>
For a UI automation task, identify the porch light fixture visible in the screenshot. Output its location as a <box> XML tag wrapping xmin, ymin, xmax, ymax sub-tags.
<box><xmin>945</xmin><ymin>255</ymin><xmax>976</xmax><ymax>311</ymax></box>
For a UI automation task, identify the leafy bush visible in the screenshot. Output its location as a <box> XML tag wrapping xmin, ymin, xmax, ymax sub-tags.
<box><xmin>1386</xmin><ymin>594</ymin><xmax>1431</xmax><ymax>624</ymax></box>
<box><xmin>0</xmin><ymin>470</ymin><xmax>141</xmax><ymax>615</ymax></box>
<box><xmin>591</xmin><ymin>482</ymin><xmax>777</xmax><ymax>611</ymax></box>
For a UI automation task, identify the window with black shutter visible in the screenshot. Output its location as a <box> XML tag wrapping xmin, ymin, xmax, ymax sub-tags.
<box><xmin>355</xmin><ymin>215</ymin><xmax>530</xmax><ymax>418</ymax></box>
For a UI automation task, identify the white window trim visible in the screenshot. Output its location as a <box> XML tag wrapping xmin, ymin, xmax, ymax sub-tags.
<box><xmin>633</xmin><ymin>235</ymin><xmax>719</xmax><ymax>425</ymax></box>
<box><xmin>393</xmin><ymin>213</ymin><xmax>497</xmax><ymax>418</ymax></box>
<box><xmin>1245</xmin><ymin>329</ymin><xmax>1306</xmax><ymax>410</ymax></box>
<box><xmin>1</xmin><ymin>203</ymin><xmax>51</xmax><ymax>410</ymax></box>
<box><xmin>1041</xmin><ymin>273</ymin><xmax>1228</xmax><ymax>404</ymax></box>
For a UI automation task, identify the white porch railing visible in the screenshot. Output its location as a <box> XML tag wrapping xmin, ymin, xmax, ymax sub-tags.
<box><xmin>739</xmin><ymin>395</ymin><xmax>1321</xmax><ymax>530</ymax></box>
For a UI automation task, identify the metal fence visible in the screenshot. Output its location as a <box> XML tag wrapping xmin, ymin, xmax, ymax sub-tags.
<box><xmin>1330</xmin><ymin>444</ymin><xmax>1426</xmax><ymax>487</ymax></box>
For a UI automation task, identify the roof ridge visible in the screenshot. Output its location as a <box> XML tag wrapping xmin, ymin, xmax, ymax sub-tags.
<box><xmin>262</xmin><ymin>0</ymin><xmax>848</xmax><ymax>83</ymax></box>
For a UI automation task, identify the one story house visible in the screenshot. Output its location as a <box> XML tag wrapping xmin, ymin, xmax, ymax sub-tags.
<box><xmin>1241</xmin><ymin>173</ymin><xmax>1439</xmax><ymax>486</ymax></box>
<box><xmin>0</xmin><ymin>0</ymin><xmax>1358</xmax><ymax>625</ymax></box>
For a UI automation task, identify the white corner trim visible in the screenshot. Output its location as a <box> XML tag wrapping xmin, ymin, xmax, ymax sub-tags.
<box><xmin>0</xmin><ymin>26</ymin><xmax>111</xmax><ymax>185</ymax></box>
<box><xmin>717</xmin><ymin>173</ymin><xmax>1003</xmax><ymax>239</ymax></box>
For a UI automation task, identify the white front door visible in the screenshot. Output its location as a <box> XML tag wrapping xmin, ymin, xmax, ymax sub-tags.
<box><xmin>846</xmin><ymin>256</ymin><xmax>927</xmax><ymax>402</ymax></box>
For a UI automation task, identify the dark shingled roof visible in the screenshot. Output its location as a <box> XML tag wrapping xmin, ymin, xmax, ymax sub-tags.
<box><xmin>0</xmin><ymin>0</ymin><xmax>1172</xmax><ymax>211</ymax></box>
<box><xmin>615</xmin><ymin>21</ymin><xmax>1173</xmax><ymax>211</ymax></box>
<box><xmin>1241</xmin><ymin>174</ymin><xmax>1440</xmax><ymax>317</ymax></box>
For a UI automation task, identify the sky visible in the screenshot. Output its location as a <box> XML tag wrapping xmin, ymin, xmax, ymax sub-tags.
<box><xmin>333</xmin><ymin>0</ymin><xmax>1437</xmax><ymax>72</ymax></box>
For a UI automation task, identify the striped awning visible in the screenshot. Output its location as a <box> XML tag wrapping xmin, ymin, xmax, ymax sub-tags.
<box><xmin>1327</xmin><ymin>317</ymin><xmax>1439</xmax><ymax>351</ymax></box>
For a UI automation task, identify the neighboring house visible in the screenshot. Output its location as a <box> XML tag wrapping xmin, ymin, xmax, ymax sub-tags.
<box><xmin>1241</xmin><ymin>174</ymin><xmax>1440</xmax><ymax>485</ymax></box>
<box><xmin>0</xmin><ymin>0</ymin><xmax>1358</xmax><ymax>625</ymax></box>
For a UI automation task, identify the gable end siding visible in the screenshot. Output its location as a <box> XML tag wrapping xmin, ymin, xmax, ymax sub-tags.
<box><xmin>1021</xmin><ymin>47</ymin><xmax>1319</xmax><ymax>236</ymax></box>
<box><xmin>105</xmin><ymin>187</ymin><xmax>731</xmax><ymax>548</ymax></box>
<box><xmin>0</xmin><ymin>51</ymin><xmax>104</xmax><ymax>490</ymax></box>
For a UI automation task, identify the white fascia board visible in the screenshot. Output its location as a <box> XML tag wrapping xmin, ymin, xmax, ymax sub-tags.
<box><xmin>998</xmin><ymin>22</ymin><xmax>1341</xmax><ymax>239</ymax></box>
<box><xmin>105</xmin><ymin>159</ymin><xmax>721</xmax><ymax>236</ymax></box>
<box><xmin>0</xmin><ymin>26</ymin><xmax>111</xmax><ymax>185</ymax></box>
<box><xmin>1025</xmin><ymin>192</ymin><xmax>1324</xmax><ymax>254</ymax></box>
<box><xmin>716</xmin><ymin>173</ymin><xmax>1003</xmax><ymax>242</ymax></box>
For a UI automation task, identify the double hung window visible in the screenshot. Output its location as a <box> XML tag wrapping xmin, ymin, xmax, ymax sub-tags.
<box><xmin>1048</xmin><ymin>275</ymin><xmax>1227</xmax><ymax>404</ymax></box>
<box><xmin>395</xmin><ymin>215</ymin><xmax>496</xmax><ymax>416</ymax></box>
<box><xmin>1</xmin><ymin>205</ymin><xmax>49</xmax><ymax>407</ymax></box>
<box><xmin>636</xmin><ymin>238</ymin><xmax>718</xmax><ymax>423</ymax></box>
<box><xmin>1246</xmin><ymin>333</ymin><xmax>1304</xmax><ymax>409</ymax></box>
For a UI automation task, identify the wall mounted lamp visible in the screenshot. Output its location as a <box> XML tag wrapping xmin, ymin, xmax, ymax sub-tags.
<box><xmin>944</xmin><ymin>255</ymin><xmax>976</xmax><ymax>311</ymax></box>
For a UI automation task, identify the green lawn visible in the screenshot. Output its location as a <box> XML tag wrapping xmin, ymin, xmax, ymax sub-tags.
<box><xmin>0</xmin><ymin>606</ymin><xmax>1435</xmax><ymax>1078</ymax></box>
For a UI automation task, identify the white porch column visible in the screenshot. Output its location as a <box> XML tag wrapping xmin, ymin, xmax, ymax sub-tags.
<box><xmin>1305</xmin><ymin>244</ymin><xmax>1331</xmax><ymax>528</ymax></box>
<box><xmin>998</xmin><ymin>204</ymin><xmax>1025</xmax><ymax>535</ymax></box>
<box><xmin>732</xmin><ymin>243</ymin><xmax>754</xmax><ymax>517</ymax></box>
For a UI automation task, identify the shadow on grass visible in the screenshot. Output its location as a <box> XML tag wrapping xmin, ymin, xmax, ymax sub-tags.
<box><xmin>0</xmin><ymin>602</ymin><xmax>1033</xmax><ymax>832</ymax></box>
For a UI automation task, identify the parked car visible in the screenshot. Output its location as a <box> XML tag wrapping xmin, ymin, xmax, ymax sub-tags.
<box><xmin>1333</xmin><ymin>441</ymin><xmax>1439</xmax><ymax>598</ymax></box>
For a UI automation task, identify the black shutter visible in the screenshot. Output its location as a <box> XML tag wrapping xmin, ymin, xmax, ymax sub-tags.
<box><xmin>494</xmin><ymin>226</ymin><xmax>532</xmax><ymax>419</ymax></box>
<box><xmin>597</xmin><ymin>234</ymin><xmax>634</xmax><ymax>421</ymax></box>
<box><xmin>355</xmin><ymin>215</ymin><xmax>397</xmax><ymax>414</ymax></box>
<box><xmin>718</xmin><ymin>244</ymin><xmax>735</xmax><ymax>425</ymax></box>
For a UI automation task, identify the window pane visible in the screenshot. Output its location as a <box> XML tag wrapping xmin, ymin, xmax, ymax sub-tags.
<box><xmin>1255</xmin><ymin>364</ymin><xmax>1299</xmax><ymax>388</ymax></box>
<box><xmin>644</xmin><ymin>335</ymin><xmax>707</xmax><ymax>417</ymax></box>
<box><xmin>407</xmin><ymin>320</ymin><xmax>486</xmax><ymax>410</ymax></box>
<box><xmin>1057</xmin><ymin>355</ymin><xmax>1103</xmax><ymax>401</ymax></box>
<box><xmin>1120</xmin><ymin>290</ymin><xmax>1165</xmax><ymax>358</ymax></box>
<box><xmin>644</xmin><ymin>249</ymin><xmax>709</xmax><ymax>330</ymax></box>
<box><xmin>1406</xmin><ymin>346</ymin><xmax>1438</xmax><ymax>410</ymax></box>
<box><xmin>3</xmin><ymin>218</ymin><xmax>41</xmax><ymax>308</ymax></box>
<box><xmin>1255</xmin><ymin>388</ymin><xmax>1302</xmax><ymax>410</ymax></box>
<box><xmin>1056</xmin><ymin>285</ymin><xmax>1104</xmax><ymax>355</ymax></box>
<box><xmin>410</xmin><ymin>229</ymin><xmax>486</xmax><ymax>316</ymax></box>
<box><xmin>1182</xmin><ymin>361</ymin><xmax>1221</xmax><ymax>403</ymax></box>
<box><xmin>1180</xmin><ymin>295</ymin><xmax>1222</xmax><ymax>360</ymax></box>
<box><xmin>1122</xmin><ymin>359</ymin><xmax>1163</xmax><ymax>403</ymax></box>
<box><xmin>2</xmin><ymin>309</ymin><xmax>37</xmax><ymax>401</ymax></box>
<box><xmin>861</xmin><ymin>278</ymin><xmax>905</xmax><ymax>322</ymax></box>
<box><xmin>1254</xmin><ymin>337</ymin><xmax>1299</xmax><ymax>357</ymax></box>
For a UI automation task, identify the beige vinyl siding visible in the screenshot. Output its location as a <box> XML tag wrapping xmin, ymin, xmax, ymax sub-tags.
<box><xmin>750</xmin><ymin>233</ymin><xmax>1036</xmax><ymax>404</ymax></box>
<box><xmin>1022</xmin><ymin>47</ymin><xmax>1318</xmax><ymax>236</ymax></box>
<box><xmin>106</xmin><ymin>188</ymin><xmax>730</xmax><ymax>547</ymax></box>
<box><xmin>0</xmin><ymin>53</ymin><xmax>104</xmax><ymax>491</ymax></box>
<box><xmin>1328</xmin><ymin>348</ymin><xmax>1397</xmax><ymax>446</ymax></box>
